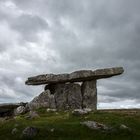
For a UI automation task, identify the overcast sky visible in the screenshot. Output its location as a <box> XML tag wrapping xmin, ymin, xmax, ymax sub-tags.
<box><xmin>0</xmin><ymin>0</ymin><xmax>140</xmax><ymax>109</ymax></box>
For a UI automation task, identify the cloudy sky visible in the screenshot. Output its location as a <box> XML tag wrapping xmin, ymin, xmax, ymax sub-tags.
<box><xmin>0</xmin><ymin>0</ymin><xmax>140</xmax><ymax>109</ymax></box>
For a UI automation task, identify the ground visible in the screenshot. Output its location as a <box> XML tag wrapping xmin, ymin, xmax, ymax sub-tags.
<box><xmin>0</xmin><ymin>109</ymin><xmax>140</xmax><ymax>140</ymax></box>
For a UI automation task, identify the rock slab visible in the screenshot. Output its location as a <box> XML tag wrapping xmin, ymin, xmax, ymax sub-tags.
<box><xmin>28</xmin><ymin>90</ymin><xmax>56</xmax><ymax>110</ymax></box>
<box><xmin>53</xmin><ymin>83</ymin><xmax>82</xmax><ymax>110</ymax></box>
<box><xmin>25</xmin><ymin>67</ymin><xmax>124</xmax><ymax>85</ymax></box>
<box><xmin>81</xmin><ymin>80</ymin><xmax>97</xmax><ymax>109</ymax></box>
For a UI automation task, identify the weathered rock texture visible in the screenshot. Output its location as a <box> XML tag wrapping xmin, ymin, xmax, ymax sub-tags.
<box><xmin>81</xmin><ymin>80</ymin><xmax>97</xmax><ymax>109</ymax></box>
<box><xmin>22</xmin><ymin>126</ymin><xmax>39</xmax><ymax>137</ymax></box>
<box><xmin>25</xmin><ymin>67</ymin><xmax>124</xmax><ymax>110</ymax></box>
<box><xmin>28</xmin><ymin>90</ymin><xmax>56</xmax><ymax>110</ymax></box>
<box><xmin>53</xmin><ymin>83</ymin><xmax>82</xmax><ymax>110</ymax></box>
<box><xmin>0</xmin><ymin>103</ymin><xmax>27</xmax><ymax>117</ymax></box>
<box><xmin>25</xmin><ymin>67</ymin><xmax>124</xmax><ymax>85</ymax></box>
<box><xmin>14</xmin><ymin>106</ymin><xmax>26</xmax><ymax>115</ymax></box>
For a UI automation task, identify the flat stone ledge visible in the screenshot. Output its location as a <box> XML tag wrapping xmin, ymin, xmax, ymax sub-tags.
<box><xmin>25</xmin><ymin>67</ymin><xmax>124</xmax><ymax>85</ymax></box>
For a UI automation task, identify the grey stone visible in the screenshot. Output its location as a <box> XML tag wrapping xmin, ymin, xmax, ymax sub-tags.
<box><xmin>25</xmin><ymin>67</ymin><xmax>124</xmax><ymax>85</ymax></box>
<box><xmin>22</xmin><ymin>126</ymin><xmax>38</xmax><ymax>137</ymax></box>
<box><xmin>14</xmin><ymin>106</ymin><xmax>26</xmax><ymax>115</ymax></box>
<box><xmin>0</xmin><ymin>103</ymin><xmax>27</xmax><ymax>117</ymax></box>
<box><xmin>11</xmin><ymin>128</ymin><xmax>18</xmax><ymax>135</ymax></box>
<box><xmin>54</xmin><ymin>83</ymin><xmax>82</xmax><ymax>110</ymax></box>
<box><xmin>81</xmin><ymin>80</ymin><xmax>97</xmax><ymax>110</ymax></box>
<box><xmin>81</xmin><ymin>121</ymin><xmax>109</xmax><ymax>130</ymax></box>
<box><xmin>83</xmin><ymin>108</ymin><xmax>92</xmax><ymax>112</ymax></box>
<box><xmin>72</xmin><ymin>109</ymin><xmax>89</xmax><ymax>116</ymax></box>
<box><xmin>46</xmin><ymin>108</ymin><xmax>57</xmax><ymax>112</ymax></box>
<box><xmin>120</xmin><ymin>124</ymin><xmax>131</xmax><ymax>131</ymax></box>
<box><xmin>50</xmin><ymin>128</ymin><xmax>55</xmax><ymax>132</ymax></box>
<box><xmin>28</xmin><ymin>90</ymin><xmax>56</xmax><ymax>110</ymax></box>
<box><xmin>28</xmin><ymin>111</ymin><xmax>39</xmax><ymax>119</ymax></box>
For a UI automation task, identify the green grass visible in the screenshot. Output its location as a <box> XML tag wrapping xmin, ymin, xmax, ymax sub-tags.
<box><xmin>0</xmin><ymin>109</ymin><xmax>140</xmax><ymax>140</ymax></box>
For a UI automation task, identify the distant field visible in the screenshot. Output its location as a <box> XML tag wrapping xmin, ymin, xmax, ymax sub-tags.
<box><xmin>0</xmin><ymin>109</ymin><xmax>140</xmax><ymax>140</ymax></box>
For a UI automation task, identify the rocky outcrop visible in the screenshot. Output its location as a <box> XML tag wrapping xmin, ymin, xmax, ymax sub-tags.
<box><xmin>25</xmin><ymin>67</ymin><xmax>124</xmax><ymax>111</ymax></box>
<box><xmin>25</xmin><ymin>67</ymin><xmax>124</xmax><ymax>85</ymax></box>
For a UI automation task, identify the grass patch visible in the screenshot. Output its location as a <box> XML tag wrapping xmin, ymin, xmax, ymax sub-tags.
<box><xmin>0</xmin><ymin>110</ymin><xmax>140</xmax><ymax>140</ymax></box>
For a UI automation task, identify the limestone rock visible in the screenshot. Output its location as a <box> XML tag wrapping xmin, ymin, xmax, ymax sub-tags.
<box><xmin>28</xmin><ymin>111</ymin><xmax>39</xmax><ymax>119</ymax></box>
<box><xmin>120</xmin><ymin>124</ymin><xmax>131</xmax><ymax>131</ymax></box>
<box><xmin>25</xmin><ymin>67</ymin><xmax>124</xmax><ymax>85</ymax></box>
<box><xmin>11</xmin><ymin>128</ymin><xmax>18</xmax><ymax>135</ymax></box>
<box><xmin>81</xmin><ymin>121</ymin><xmax>109</xmax><ymax>130</ymax></box>
<box><xmin>22</xmin><ymin>126</ymin><xmax>39</xmax><ymax>137</ymax></box>
<box><xmin>46</xmin><ymin>108</ymin><xmax>57</xmax><ymax>112</ymax></box>
<box><xmin>54</xmin><ymin>83</ymin><xmax>82</xmax><ymax>110</ymax></box>
<box><xmin>14</xmin><ymin>106</ymin><xmax>26</xmax><ymax>115</ymax></box>
<box><xmin>72</xmin><ymin>109</ymin><xmax>89</xmax><ymax>116</ymax></box>
<box><xmin>83</xmin><ymin>108</ymin><xmax>92</xmax><ymax>112</ymax></box>
<box><xmin>0</xmin><ymin>103</ymin><xmax>27</xmax><ymax>117</ymax></box>
<box><xmin>81</xmin><ymin>80</ymin><xmax>97</xmax><ymax>110</ymax></box>
<box><xmin>28</xmin><ymin>90</ymin><xmax>56</xmax><ymax>110</ymax></box>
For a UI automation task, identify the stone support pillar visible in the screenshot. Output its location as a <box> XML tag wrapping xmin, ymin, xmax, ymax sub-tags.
<box><xmin>81</xmin><ymin>80</ymin><xmax>97</xmax><ymax>110</ymax></box>
<box><xmin>53</xmin><ymin>83</ymin><xmax>82</xmax><ymax>110</ymax></box>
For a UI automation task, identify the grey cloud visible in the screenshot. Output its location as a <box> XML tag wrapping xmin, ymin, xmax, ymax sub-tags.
<box><xmin>11</xmin><ymin>14</ymin><xmax>48</xmax><ymax>42</ymax></box>
<box><xmin>0</xmin><ymin>0</ymin><xmax>140</xmax><ymax>108</ymax></box>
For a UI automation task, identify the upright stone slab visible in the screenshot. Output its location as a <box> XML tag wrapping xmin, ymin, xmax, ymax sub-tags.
<box><xmin>81</xmin><ymin>80</ymin><xmax>97</xmax><ymax>110</ymax></box>
<box><xmin>53</xmin><ymin>83</ymin><xmax>82</xmax><ymax>110</ymax></box>
<box><xmin>28</xmin><ymin>90</ymin><xmax>56</xmax><ymax>110</ymax></box>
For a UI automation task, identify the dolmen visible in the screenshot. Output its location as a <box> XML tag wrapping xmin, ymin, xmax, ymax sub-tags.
<box><xmin>25</xmin><ymin>67</ymin><xmax>124</xmax><ymax>110</ymax></box>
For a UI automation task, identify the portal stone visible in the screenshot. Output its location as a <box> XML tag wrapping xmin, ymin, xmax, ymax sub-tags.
<box><xmin>28</xmin><ymin>90</ymin><xmax>56</xmax><ymax>110</ymax></box>
<box><xmin>81</xmin><ymin>80</ymin><xmax>97</xmax><ymax>110</ymax></box>
<box><xmin>53</xmin><ymin>83</ymin><xmax>82</xmax><ymax>110</ymax></box>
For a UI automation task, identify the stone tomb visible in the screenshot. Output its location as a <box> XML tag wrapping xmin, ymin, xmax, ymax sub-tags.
<box><xmin>26</xmin><ymin>67</ymin><xmax>124</xmax><ymax>110</ymax></box>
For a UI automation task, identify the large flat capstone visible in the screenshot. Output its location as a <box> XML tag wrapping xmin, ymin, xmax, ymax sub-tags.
<box><xmin>25</xmin><ymin>67</ymin><xmax>124</xmax><ymax>85</ymax></box>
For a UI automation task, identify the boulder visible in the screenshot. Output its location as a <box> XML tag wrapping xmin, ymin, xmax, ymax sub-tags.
<box><xmin>25</xmin><ymin>67</ymin><xmax>124</xmax><ymax>85</ymax></box>
<box><xmin>11</xmin><ymin>128</ymin><xmax>18</xmax><ymax>135</ymax></box>
<box><xmin>72</xmin><ymin>109</ymin><xmax>90</xmax><ymax>116</ymax></box>
<box><xmin>28</xmin><ymin>90</ymin><xmax>56</xmax><ymax>110</ymax></box>
<box><xmin>28</xmin><ymin>111</ymin><xmax>40</xmax><ymax>119</ymax></box>
<box><xmin>120</xmin><ymin>124</ymin><xmax>131</xmax><ymax>131</ymax></box>
<box><xmin>46</xmin><ymin>108</ymin><xmax>57</xmax><ymax>112</ymax></box>
<box><xmin>54</xmin><ymin>83</ymin><xmax>82</xmax><ymax>110</ymax></box>
<box><xmin>22</xmin><ymin>126</ymin><xmax>39</xmax><ymax>137</ymax></box>
<box><xmin>14</xmin><ymin>106</ymin><xmax>26</xmax><ymax>115</ymax></box>
<box><xmin>81</xmin><ymin>80</ymin><xmax>97</xmax><ymax>110</ymax></box>
<box><xmin>81</xmin><ymin>121</ymin><xmax>109</xmax><ymax>130</ymax></box>
<box><xmin>0</xmin><ymin>103</ymin><xmax>27</xmax><ymax>117</ymax></box>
